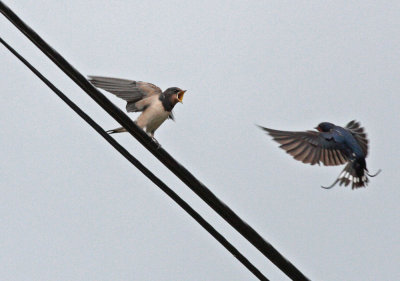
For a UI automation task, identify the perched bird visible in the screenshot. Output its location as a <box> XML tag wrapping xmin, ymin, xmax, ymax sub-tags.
<box><xmin>88</xmin><ymin>76</ymin><xmax>186</xmax><ymax>137</ymax></box>
<box><xmin>259</xmin><ymin>121</ymin><xmax>380</xmax><ymax>189</ymax></box>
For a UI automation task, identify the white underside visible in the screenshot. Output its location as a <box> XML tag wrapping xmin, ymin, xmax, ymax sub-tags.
<box><xmin>135</xmin><ymin>97</ymin><xmax>170</xmax><ymax>137</ymax></box>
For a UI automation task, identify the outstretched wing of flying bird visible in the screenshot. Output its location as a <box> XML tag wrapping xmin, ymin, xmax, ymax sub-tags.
<box><xmin>259</xmin><ymin>126</ymin><xmax>348</xmax><ymax>166</ymax></box>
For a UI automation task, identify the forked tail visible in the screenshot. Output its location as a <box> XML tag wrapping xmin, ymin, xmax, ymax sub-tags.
<box><xmin>106</xmin><ymin>127</ymin><xmax>127</xmax><ymax>134</ymax></box>
<box><xmin>322</xmin><ymin>159</ymin><xmax>381</xmax><ymax>190</ymax></box>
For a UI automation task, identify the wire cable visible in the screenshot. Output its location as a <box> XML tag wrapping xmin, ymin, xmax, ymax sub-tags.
<box><xmin>0</xmin><ymin>36</ymin><xmax>269</xmax><ymax>281</ymax></box>
<box><xmin>0</xmin><ymin>2</ymin><xmax>309</xmax><ymax>280</ymax></box>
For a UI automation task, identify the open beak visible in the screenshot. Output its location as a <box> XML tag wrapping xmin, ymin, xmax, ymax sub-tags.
<box><xmin>177</xmin><ymin>90</ymin><xmax>186</xmax><ymax>103</ymax></box>
<box><xmin>315</xmin><ymin>126</ymin><xmax>321</xmax><ymax>132</ymax></box>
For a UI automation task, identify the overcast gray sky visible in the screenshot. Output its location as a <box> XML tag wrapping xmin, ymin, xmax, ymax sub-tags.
<box><xmin>1</xmin><ymin>1</ymin><xmax>400</xmax><ymax>280</ymax></box>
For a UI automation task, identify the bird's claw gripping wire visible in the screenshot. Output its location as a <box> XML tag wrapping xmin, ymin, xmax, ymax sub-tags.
<box><xmin>151</xmin><ymin>137</ymin><xmax>162</xmax><ymax>149</ymax></box>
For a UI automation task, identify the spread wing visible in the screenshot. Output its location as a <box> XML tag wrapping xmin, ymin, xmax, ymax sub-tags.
<box><xmin>88</xmin><ymin>76</ymin><xmax>162</xmax><ymax>112</ymax></box>
<box><xmin>345</xmin><ymin>120</ymin><xmax>369</xmax><ymax>157</ymax></box>
<box><xmin>259</xmin><ymin>126</ymin><xmax>348</xmax><ymax>166</ymax></box>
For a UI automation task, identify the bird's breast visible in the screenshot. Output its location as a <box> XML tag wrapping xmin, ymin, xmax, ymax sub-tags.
<box><xmin>136</xmin><ymin>99</ymin><xmax>170</xmax><ymax>132</ymax></box>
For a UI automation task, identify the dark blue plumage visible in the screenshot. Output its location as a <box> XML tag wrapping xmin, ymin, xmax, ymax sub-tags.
<box><xmin>259</xmin><ymin>121</ymin><xmax>380</xmax><ymax>189</ymax></box>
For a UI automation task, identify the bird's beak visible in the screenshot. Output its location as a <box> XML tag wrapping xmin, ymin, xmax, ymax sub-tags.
<box><xmin>177</xmin><ymin>90</ymin><xmax>186</xmax><ymax>103</ymax></box>
<box><xmin>315</xmin><ymin>126</ymin><xmax>321</xmax><ymax>132</ymax></box>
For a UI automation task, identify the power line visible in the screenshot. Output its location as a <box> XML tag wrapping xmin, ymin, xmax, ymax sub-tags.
<box><xmin>0</xmin><ymin>2</ymin><xmax>309</xmax><ymax>280</ymax></box>
<box><xmin>0</xmin><ymin>36</ymin><xmax>269</xmax><ymax>281</ymax></box>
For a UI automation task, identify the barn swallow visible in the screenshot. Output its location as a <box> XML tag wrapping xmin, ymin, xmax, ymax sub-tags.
<box><xmin>88</xmin><ymin>76</ymin><xmax>186</xmax><ymax>137</ymax></box>
<box><xmin>259</xmin><ymin>121</ymin><xmax>381</xmax><ymax>189</ymax></box>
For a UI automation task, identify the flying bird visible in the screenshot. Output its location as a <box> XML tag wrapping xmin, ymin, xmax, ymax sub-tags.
<box><xmin>259</xmin><ymin>121</ymin><xmax>381</xmax><ymax>189</ymax></box>
<box><xmin>88</xmin><ymin>76</ymin><xmax>186</xmax><ymax>137</ymax></box>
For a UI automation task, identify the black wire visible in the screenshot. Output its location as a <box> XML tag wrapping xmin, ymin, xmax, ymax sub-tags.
<box><xmin>0</xmin><ymin>3</ymin><xmax>309</xmax><ymax>280</ymax></box>
<box><xmin>0</xmin><ymin>36</ymin><xmax>269</xmax><ymax>281</ymax></box>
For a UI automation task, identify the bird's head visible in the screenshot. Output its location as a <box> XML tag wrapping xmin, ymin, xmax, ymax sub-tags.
<box><xmin>164</xmin><ymin>87</ymin><xmax>186</xmax><ymax>105</ymax></box>
<box><xmin>315</xmin><ymin>122</ymin><xmax>335</xmax><ymax>132</ymax></box>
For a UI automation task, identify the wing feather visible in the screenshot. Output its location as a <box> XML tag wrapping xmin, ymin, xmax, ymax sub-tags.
<box><xmin>345</xmin><ymin>120</ymin><xmax>369</xmax><ymax>156</ymax></box>
<box><xmin>259</xmin><ymin>126</ymin><xmax>348</xmax><ymax>166</ymax></box>
<box><xmin>88</xmin><ymin>76</ymin><xmax>162</xmax><ymax>112</ymax></box>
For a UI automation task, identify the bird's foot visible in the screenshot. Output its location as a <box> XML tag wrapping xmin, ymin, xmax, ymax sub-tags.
<box><xmin>151</xmin><ymin>137</ymin><xmax>161</xmax><ymax>149</ymax></box>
